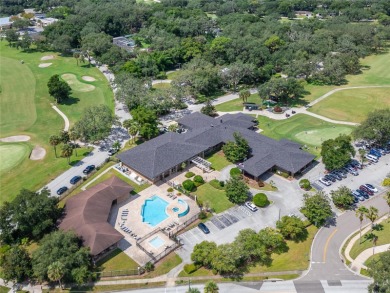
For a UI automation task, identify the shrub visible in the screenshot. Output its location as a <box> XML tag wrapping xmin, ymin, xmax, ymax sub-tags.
<box><xmin>258</xmin><ymin>180</ymin><xmax>265</xmax><ymax>187</ymax></box>
<box><xmin>383</xmin><ymin>178</ymin><xmax>390</xmax><ymax>186</ymax></box>
<box><xmin>199</xmin><ymin>211</ymin><xmax>207</xmax><ymax>219</ymax></box>
<box><xmin>193</xmin><ymin>175</ymin><xmax>205</xmax><ymax>187</ymax></box>
<box><xmin>210</xmin><ymin>179</ymin><xmax>224</xmax><ymax>190</ymax></box>
<box><xmin>253</xmin><ymin>193</ymin><xmax>270</xmax><ymax>207</ymax></box>
<box><xmin>167</xmin><ymin>187</ymin><xmax>174</xmax><ymax>192</ymax></box>
<box><xmin>219</xmin><ymin>181</ymin><xmax>225</xmax><ymax>187</ymax></box>
<box><xmin>185</xmin><ymin>172</ymin><xmax>195</xmax><ymax>178</ymax></box>
<box><xmin>184</xmin><ymin>263</ymin><xmax>199</xmax><ymax>274</ymax></box>
<box><xmin>230</xmin><ymin>167</ymin><xmax>242</xmax><ymax>177</ymax></box>
<box><xmin>299</xmin><ymin>179</ymin><xmax>311</xmax><ymax>190</ymax></box>
<box><xmin>273</xmin><ymin>106</ymin><xmax>283</xmax><ymax>113</ymax></box>
<box><xmin>144</xmin><ymin>262</ymin><xmax>154</xmax><ymax>272</ymax></box>
<box><xmin>182</xmin><ymin>179</ymin><xmax>195</xmax><ymax>191</ymax></box>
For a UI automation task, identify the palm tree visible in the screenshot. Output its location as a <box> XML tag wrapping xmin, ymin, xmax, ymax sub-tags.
<box><xmin>356</xmin><ymin>206</ymin><xmax>368</xmax><ymax>244</ymax></box>
<box><xmin>69</xmin><ymin>130</ymin><xmax>80</xmax><ymax>156</ymax></box>
<box><xmin>61</xmin><ymin>144</ymin><xmax>73</xmax><ymax>164</ymax></box>
<box><xmin>47</xmin><ymin>261</ymin><xmax>65</xmax><ymax>290</ymax></box>
<box><xmin>372</xmin><ymin>234</ymin><xmax>378</xmax><ymax>256</ymax></box>
<box><xmin>239</xmin><ymin>90</ymin><xmax>250</xmax><ymax>103</ymax></box>
<box><xmin>384</xmin><ymin>191</ymin><xmax>390</xmax><ymax>217</ymax></box>
<box><xmin>365</xmin><ymin>206</ymin><xmax>379</xmax><ymax>229</ymax></box>
<box><xmin>358</xmin><ymin>148</ymin><xmax>366</xmax><ymax>165</ymax></box>
<box><xmin>112</xmin><ymin>140</ymin><xmax>121</xmax><ymax>151</ymax></box>
<box><xmin>49</xmin><ymin>135</ymin><xmax>61</xmax><ymax>158</ymax></box>
<box><xmin>129</xmin><ymin>124</ymin><xmax>139</xmax><ymax>144</ymax></box>
<box><xmin>204</xmin><ymin>281</ymin><xmax>219</xmax><ymax>293</ymax></box>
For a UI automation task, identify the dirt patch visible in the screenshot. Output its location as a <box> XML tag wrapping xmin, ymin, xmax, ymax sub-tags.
<box><xmin>30</xmin><ymin>146</ymin><xmax>46</xmax><ymax>160</ymax></box>
<box><xmin>82</xmin><ymin>75</ymin><xmax>96</xmax><ymax>82</ymax></box>
<box><xmin>41</xmin><ymin>55</ymin><xmax>55</xmax><ymax>61</ymax></box>
<box><xmin>0</xmin><ymin>135</ymin><xmax>31</xmax><ymax>142</ymax></box>
<box><xmin>39</xmin><ymin>63</ymin><xmax>52</xmax><ymax>68</ymax></box>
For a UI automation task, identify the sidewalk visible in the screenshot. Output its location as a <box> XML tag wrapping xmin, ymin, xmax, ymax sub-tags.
<box><xmin>344</xmin><ymin>215</ymin><xmax>389</xmax><ymax>273</ymax></box>
<box><xmin>351</xmin><ymin>244</ymin><xmax>390</xmax><ymax>272</ymax></box>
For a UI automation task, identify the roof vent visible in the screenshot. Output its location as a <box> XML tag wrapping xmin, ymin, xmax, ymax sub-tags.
<box><xmin>210</xmin><ymin>124</ymin><xmax>214</xmax><ymax>127</ymax></box>
<box><xmin>220</xmin><ymin>119</ymin><xmax>223</xmax><ymax>123</ymax></box>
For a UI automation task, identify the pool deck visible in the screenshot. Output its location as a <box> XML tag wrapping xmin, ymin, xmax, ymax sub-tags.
<box><xmin>109</xmin><ymin>166</ymin><xmax>209</xmax><ymax>265</ymax></box>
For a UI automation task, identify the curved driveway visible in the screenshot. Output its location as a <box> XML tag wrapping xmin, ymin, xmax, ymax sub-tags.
<box><xmin>302</xmin><ymin>194</ymin><xmax>388</xmax><ymax>281</ymax></box>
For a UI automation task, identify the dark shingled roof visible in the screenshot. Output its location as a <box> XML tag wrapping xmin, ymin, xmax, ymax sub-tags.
<box><xmin>59</xmin><ymin>177</ymin><xmax>133</xmax><ymax>256</ymax></box>
<box><xmin>118</xmin><ymin>113</ymin><xmax>315</xmax><ymax>180</ymax></box>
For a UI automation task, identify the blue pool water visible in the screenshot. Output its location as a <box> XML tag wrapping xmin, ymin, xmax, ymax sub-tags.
<box><xmin>141</xmin><ymin>195</ymin><xmax>169</xmax><ymax>226</ymax></box>
<box><xmin>172</xmin><ymin>207</ymin><xmax>179</xmax><ymax>212</ymax></box>
<box><xmin>149</xmin><ymin>236</ymin><xmax>165</xmax><ymax>248</ymax></box>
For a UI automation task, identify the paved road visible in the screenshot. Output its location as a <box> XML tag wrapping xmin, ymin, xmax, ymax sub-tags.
<box><xmin>303</xmin><ymin>193</ymin><xmax>388</xmax><ymax>282</ymax></box>
<box><xmin>109</xmin><ymin>279</ymin><xmax>372</xmax><ymax>292</ymax></box>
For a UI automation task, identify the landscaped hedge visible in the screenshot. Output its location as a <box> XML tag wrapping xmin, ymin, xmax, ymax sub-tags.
<box><xmin>258</xmin><ymin>180</ymin><xmax>265</xmax><ymax>187</ymax></box>
<box><xmin>253</xmin><ymin>193</ymin><xmax>270</xmax><ymax>207</ymax></box>
<box><xmin>183</xmin><ymin>179</ymin><xmax>195</xmax><ymax>192</ymax></box>
<box><xmin>185</xmin><ymin>172</ymin><xmax>195</xmax><ymax>178</ymax></box>
<box><xmin>167</xmin><ymin>187</ymin><xmax>174</xmax><ymax>192</ymax></box>
<box><xmin>184</xmin><ymin>263</ymin><xmax>199</xmax><ymax>274</ymax></box>
<box><xmin>193</xmin><ymin>175</ymin><xmax>205</xmax><ymax>187</ymax></box>
<box><xmin>299</xmin><ymin>179</ymin><xmax>311</xmax><ymax>190</ymax></box>
<box><xmin>230</xmin><ymin>167</ymin><xmax>241</xmax><ymax>177</ymax></box>
<box><xmin>209</xmin><ymin>179</ymin><xmax>225</xmax><ymax>190</ymax></box>
<box><xmin>273</xmin><ymin>106</ymin><xmax>283</xmax><ymax>113</ymax></box>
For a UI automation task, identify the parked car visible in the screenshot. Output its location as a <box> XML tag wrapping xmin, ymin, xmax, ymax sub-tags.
<box><xmin>365</xmin><ymin>154</ymin><xmax>378</xmax><ymax>163</ymax></box>
<box><xmin>198</xmin><ymin>223</ymin><xmax>210</xmax><ymax>234</ymax></box>
<box><xmin>346</xmin><ymin>167</ymin><xmax>359</xmax><ymax>176</ymax></box>
<box><xmin>324</xmin><ymin>174</ymin><xmax>336</xmax><ymax>182</ymax></box>
<box><xmin>352</xmin><ymin>190</ymin><xmax>365</xmax><ymax>201</ymax></box>
<box><xmin>356</xmin><ymin>189</ymin><xmax>369</xmax><ymax>200</ymax></box>
<box><xmin>83</xmin><ymin>165</ymin><xmax>95</xmax><ymax>174</ymax></box>
<box><xmin>330</xmin><ymin>172</ymin><xmax>342</xmax><ymax>181</ymax></box>
<box><xmin>369</xmin><ymin>149</ymin><xmax>382</xmax><ymax>157</ymax></box>
<box><xmin>335</xmin><ymin>170</ymin><xmax>347</xmax><ymax>178</ymax></box>
<box><xmin>70</xmin><ymin>175</ymin><xmax>82</xmax><ymax>185</ymax></box>
<box><xmin>108</xmin><ymin>148</ymin><xmax>118</xmax><ymax>156</ymax></box>
<box><xmin>359</xmin><ymin>185</ymin><xmax>374</xmax><ymax>196</ymax></box>
<box><xmin>352</xmin><ymin>195</ymin><xmax>360</xmax><ymax>204</ymax></box>
<box><xmin>56</xmin><ymin>186</ymin><xmax>68</xmax><ymax>195</ymax></box>
<box><xmin>245</xmin><ymin>201</ymin><xmax>258</xmax><ymax>212</ymax></box>
<box><xmin>319</xmin><ymin>177</ymin><xmax>331</xmax><ymax>186</ymax></box>
<box><xmin>364</xmin><ymin>183</ymin><xmax>378</xmax><ymax>193</ymax></box>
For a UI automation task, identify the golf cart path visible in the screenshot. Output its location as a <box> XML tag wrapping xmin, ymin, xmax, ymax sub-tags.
<box><xmin>51</xmin><ymin>104</ymin><xmax>70</xmax><ymax>131</ymax></box>
<box><xmin>307</xmin><ymin>85</ymin><xmax>390</xmax><ymax>107</ymax></box>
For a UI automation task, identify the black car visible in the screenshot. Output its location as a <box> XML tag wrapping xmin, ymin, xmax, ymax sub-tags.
<box><xmin>198</xmin><ymin>223</ymin><xmax>210</xmax><ymax>234</ymax></box>
<box><xmin>330</xmin><ymin>172</ymin><xmax>342</xmax><ymax>181</ymax></box>
<box><xmin>83</xmin><ymin>165</ymin><xmax>95</xmax><ymax>174</ymax></box>
<box><xmin>356</xmin><ymin>189</ymin><xmax>369</xmax><ymax>200</ymax></box>
<box><xmin>324</xmin><ymin>174</ymin><xmax>336</xmax><ymax>182</ymax></box>
<box><xmin>56</xmin><ymin>186</ymin><xmax>68</xmax><ymax>195</ymax></box>
<box><xmin>70</xmin><ymin>175</ymin><xmax>82</xmax><ymax>185</ymax></box>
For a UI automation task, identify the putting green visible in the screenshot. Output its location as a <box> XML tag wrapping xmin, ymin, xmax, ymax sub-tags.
<box><xmin>0</xmin><ymin>57</ymin><xmax>37</xmax><ymax>135</ymax></box>
<box><xmin>294</xmin><ymin>126</ymin><xmax>353</xmax><ymax>146</ymax></box>
<box><xmin>61</xmin><ymin>74</ymin><xmax>95</xmax><ymax>92</ymax></box>
<box><xmin>0</xmin><ymin>143</ymin><xmax>31</xmax><ymax>174</ymax></box>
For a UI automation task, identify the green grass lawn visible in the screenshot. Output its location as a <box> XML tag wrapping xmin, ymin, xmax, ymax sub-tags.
<box><xmin>349</xmin><ymin>220</ymin><xmax>390</xmax><ymax>259</ymax></box>
<box><xmin>309</xmin><ymin>87</ymin><xmax>390</xmax><ymax>123</ymax></box>
<box><xmin>206</xmin><ymin>151</ymin><xmax>232</xmax><ymax>171</ymax></box>
<box><xmin>166</xmin><ymin>70</ymin><xmax>181</xmax><ymax>80</ymax></box>
<box><xmin>0</xmin><ymin>286</ymin><xmax>9</xmax><ymax>293</ymax></box>
<box><xmin>303</xmin><ymin>50</ymin><xmax>390</xmax><ymax>104</ymax></box>
<box><xmin>144</xmin><ymin>253</ymin><xmax>182</xmax><ymax>278</ymax></box>
<box><xmin>180</xmin><ymin>225</ymin><xmax>317</xmax><ymax>277</ymax></box>
<box><xmin>0</xmin><ymin>42</ymin><xmax>114</xmax><ymax>203</ymax></box>
<box><xmin>195</xmin><ymin>183</ymin><xmax>234</xmax><ymax>213</ymax></box>
<box><xmin>0</xmin><ymin>142</ymin><xmax>32</xmax><ymax>174</ymax></box>
<box><xmin>215</xmin><ymin>94</ymin><xmax>260</xmax><ymax>112</ymax></box>
<box><xmin>96</xmin><ymin>248</ymin><xmax>139</xmax><ymax>272</ymax></box>
<box><xmin>256</xmin><ymin>114</ymin><xmax>355</xmax><ymax>157</ymax></box>
<box><xmin>364</xmin><ymin>251</ymin><xmax>385</xmax><ymax>267</ymax></box>
<box><xmin>152</xmin><ymin>82</ymin><xmax>171</xmax><ymax>89</ymax></box>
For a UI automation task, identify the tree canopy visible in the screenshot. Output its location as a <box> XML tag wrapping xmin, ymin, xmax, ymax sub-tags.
<box><xmin>222</xmin><ymin>132</ymin><xmax>251</xmax><ymax>163</ymax></box>
<box><xmin>130</xmin><ymin>107</ymin><xmax>159</xmax><ymax>140</ymax></box>
<box><xmin>353</xmin><ymin>109</ymin><xmax>390</xmax><ymax>147</ymax></box>
<box><xmin>300</xmin><ymin>191</ymin><xmax>333</xmax><ymax>227</ymax></box>
<box><xmin>368</xmin><ymin>250</ymin><xmax>390</xmax><ymax>293</ymax></box>
<box><xmin>72</xmin><ymin>105</ymin><xmax>117</xmax><ymax>142</ymax></box>
<box><xmin>225</xmin><ymin>175</ymin><xmax>249</xmax><ymax>204</ymax></box>
<box><xmin>0</xmin><ymin>188</ymin><xmax>62</xmax><ymax>245</ymax></box>
<box><xmin>47</xmin><ymin>74</ymin><xmax>72</xmax><ymax>104</ymax></box>
<box><xmin>321</xmin><ymin>135</ymin><xmax>355</xmax><ymax>171</ymax></box>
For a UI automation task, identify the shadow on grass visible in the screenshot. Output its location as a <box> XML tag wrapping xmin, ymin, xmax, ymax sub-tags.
<box><xmin>373</xmin><ymin>224</ymin><xmax>383</xmax><ymax>232</ymax></box>
<box><xmin>69</xmin><ymin>159</ymin><xmax>81</xmax><ymax>166</ymax></box>
<box><xmin>61</xmin><ymin>96</ymin><xmax>80</xmax><ymax>106</ymax></box>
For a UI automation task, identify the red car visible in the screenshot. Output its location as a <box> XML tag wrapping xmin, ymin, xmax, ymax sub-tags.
<box><xmin>359</xmin><ymin>185</ymin><xmax>374</xmax><ymax>196</ymax></box>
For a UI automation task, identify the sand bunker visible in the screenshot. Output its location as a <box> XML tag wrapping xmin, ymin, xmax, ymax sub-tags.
<box><xmin>82</xmin><ymin>76</ymin><xmax>96</xmax><ymax>82</ymax></box>
<box><xmin>30</xmin><ymin>146</ymin><xmax>46</xmax><ymax>160</ymax></box>
<box><xmin>41</xmin><ymin>55</ymin><xmax>55</xmax><ymax>61</ymax></box>
<box><xmin>61</xmin><ymin>74</ymin><xmax>95</xmax><ymax>92</ymax></box>
<box><xmin>39</xmin><ymin>63</ymin><xmax>52</xmax><ymax>68</ymax></box>
<box><xmin>0</xmin><ymin>135</ymin><xmax>31</xmax><ymax>142</ymax></box>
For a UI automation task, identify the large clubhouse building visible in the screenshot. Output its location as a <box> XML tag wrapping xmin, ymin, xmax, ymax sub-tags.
<box><xmin>118</xmin><ymin>112</ymin><xmax>315</xmax><ymax>183</ymax></box>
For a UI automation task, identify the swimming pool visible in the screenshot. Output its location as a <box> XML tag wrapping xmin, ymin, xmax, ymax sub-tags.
<box><xmin>149</xmin><ymin>236</ymin><xmax>165</xmax><ymax>249</ymax></box>
<box><xmin>141</xmin><ymin>195</ymin><xmax>169</xmax><ymax>226</ymax></box>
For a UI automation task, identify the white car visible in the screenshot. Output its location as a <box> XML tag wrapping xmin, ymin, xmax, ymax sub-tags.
<box><xmin>364</xmin><ymin>184</ymin><xmax>378</xmax><ymax>193</ymax></box>
<box><xmin>245</xmin><ymin>201</ymin><xmax>258</xmax><ymax>212</ymax></box>
<box><xmin>319</xmin><ymin>177</ymin><xmax>331</xmax><ymax>186</ymax></box>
